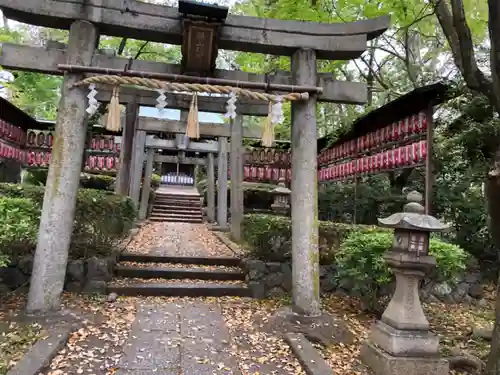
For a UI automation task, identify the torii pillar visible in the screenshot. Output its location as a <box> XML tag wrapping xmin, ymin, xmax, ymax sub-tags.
<box><xmin>27</xmin><ymin>20</ymin><xmax>98</xmax><ymax>313</ymax></box>
<box><xmin>290</xmin><ymin>49</ymin><xmax>320</xmax><ymax>317</ymax></box>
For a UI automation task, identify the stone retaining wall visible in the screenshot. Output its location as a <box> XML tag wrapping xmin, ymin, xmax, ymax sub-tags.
<box><xmin>0</xmin><ymin>254</ymin><xmax>119</xmax><ymax>295</ymax></box>
<box><xmin>243</xmin><ymin>259</ymin><xmax>486</xmax><ymax>304</ymax></box>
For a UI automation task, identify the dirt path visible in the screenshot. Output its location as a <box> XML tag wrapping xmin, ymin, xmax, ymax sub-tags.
<box><xmin>126</xmin><ymin>222</ymin><xmax>235</xmax><ymax>257</ymax></box>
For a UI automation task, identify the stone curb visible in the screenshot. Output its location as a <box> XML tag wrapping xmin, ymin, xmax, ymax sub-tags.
<box><xmin>284</xmin><ymin>332</ymin><xmax>333</xmax><ymax>375</ymax></box>
<box><xmin>212</xmin><ymin>231</ymin><xmax>242</xmax><ymax>256</ymax></box>
<box><xmin>208</xmin><ymin>224</ymin><xmax>230</xmax><ymax>232</ymax></box>
<box><xmin>6</xmin><ymin>325</ymin><xmax>72</xmax><ymax>375</ymax></box>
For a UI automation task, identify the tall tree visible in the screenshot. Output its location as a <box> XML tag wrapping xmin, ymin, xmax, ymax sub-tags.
<box><xmin>429</xmin><ymin>0</ymin><xmax>499</xmax><ymax>373</ymax></box>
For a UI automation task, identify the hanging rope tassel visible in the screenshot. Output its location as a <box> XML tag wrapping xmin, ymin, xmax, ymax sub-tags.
<box><xmin>261</xmin><ymin>102</ymin><xmax>275</xmax><ymax>147</ymax></box>
<box><xmin>105</xmin><ymin>86</ymin><xmax>121</xmax><ymax>132</ymax></box>
<box><xmin>186</xmin><ymin>93</ymin><xmax>200</xmax><ymax>139</ymax></box>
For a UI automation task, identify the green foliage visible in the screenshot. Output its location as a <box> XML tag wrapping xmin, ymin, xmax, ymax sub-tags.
<box><xmin>23</xmin><ymin>170</ymin><xmax>117</xmax><ymax>191</ymax></box>
<box><xmin>0</xmin><ymin>183</ymin><xmax>137</xmax><ymax>259</ymax></box>
<box><xmin>80</xmin><ymin>173</ymin><xmax>114</xmax><ymax>191</ymax></box>
<box><xmin>335</xmin><ymin>230</ymin><xmax>468</xmax><ymax>311</ymax></box>
<box><xmin>0</xmin><ymin>197</ymin><xmax>40</xmax><ymax>266</ymax></box>
<box><xmin>151</xmin><ymin>174</ymin><xmax>161</xmax><ymax>189</ymax></box>
<box><xmin>242</xmin><ymin>214</ymin><xmax>376</xmax><ymax>263</ymax></box>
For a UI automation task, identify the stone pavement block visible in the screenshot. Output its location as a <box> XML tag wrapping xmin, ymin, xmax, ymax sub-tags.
<box><xmin>117</xmin><ymin>368</ymin><xmax>179</xmax><ymax>375</ymax></box>
<box><xmin>180</xmin><ymin>303</ymin><xmax>241</xmax><ymax>375</ymax></box>
<box><xmin>134</xmin><ymin>304</ymin><xmax>180</xmax><ymax>332</ymax></box>
<box><xmin>119</xmin><ymin>333</ymin><xmax>181</xmax><ymax>369</ymax></box>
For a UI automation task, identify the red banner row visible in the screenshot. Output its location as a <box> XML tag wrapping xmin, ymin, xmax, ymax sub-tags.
<box><xmin>244</xmin><ymin>149</ymin><xmax>291</xmax><ymax>166</ymax></box>
<box><xmin>25</xmin><ymin>131</ymin><xmax>120</xmax><ymax>152</ymax></box>
<box><xmin>0</xmin><ymin>140</ymin><xmax>26</xmax><ymax>163</ymax></box>
<box><xmin>318</xmin><ymin>111</ymin><xmax>428</xmax><ymax>165</ymax></box>
<box><xmin>25</xmin><ymin>150</ymin><xmax>120</xmax><ymax>171</ymax></box>
<box><xmin>0</xmin><ymin>120</ymin><xmax>26</xmax><ymax>146</ymax></box>
<box><xmin>318</xmin><ymin>140</ymin><xmax>427</xmax><ymax>181</ymax></box>
<box><xmin>243</xmin><ymin>165</ymin><xmax>291</xmax><ymax>182</ymax></box>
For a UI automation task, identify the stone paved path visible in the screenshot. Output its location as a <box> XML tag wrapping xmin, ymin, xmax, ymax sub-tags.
<box><xmin>126</xmin><ymin>222</ymin><xmax>235</xmax><ymax>257</ymax></box>
<box><xmin>117</xmin><ymin>302</ymin><xmax>240</xmax><ymax>375</ymax></box>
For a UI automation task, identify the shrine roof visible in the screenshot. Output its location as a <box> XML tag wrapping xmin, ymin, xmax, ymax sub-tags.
<box><xmin>317</xmin><ymin>82</ymin><xmax>450</xmax><ymax>150</ymax></box>
<box><xmin>0</xmin><ymin>96</ymin><xmax>41</xmax><ymax>130</ymax></box>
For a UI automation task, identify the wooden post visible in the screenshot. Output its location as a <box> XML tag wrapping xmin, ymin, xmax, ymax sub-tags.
<box><xmin>115</xmin><ymin>98</ymin><xmax>139</xmax><ymax>195</ymax></box>
<box><xmin>230</xmin><ymin>116</ymin><xmax>244</xmax><ymax>241</ymax></box>
<box><xmin>207</xmin><ymin>152</ymin><xmax>216</xmax><ymax>223</ymax></box>
<box><xmin>139</xmin><ymin>148</ymin><xmax>155</xmax><ymax>220</ymax></box>
<box><xmin>26</xmin><ymin>20</ymin><xmax>98</xmax><ymax>314</ymax></box>
<box><xmin>217</xmin><ymin>137</ymin><xmax>228</xmax><ymax>227</ymax></box>
<box><xmin>290</xmin><ymin>48</ymin><xmax>321</xmax><ymax>317</ymax></box>
<box><xmin>129</xmin><ymin>130</ymin><xmax>146</xmax><ymax>207</ymax></box>
<box><xmin>424</xmin><ymin>107</ymin><xmax>434</xmax><ymax>215</ymax></box>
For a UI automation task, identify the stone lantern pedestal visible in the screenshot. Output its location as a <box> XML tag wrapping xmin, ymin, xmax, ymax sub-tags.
<box><xmin>271</xmin><ymin>177</ymin><xmax>291</xmax><ymax>215</ymax></box>
<box><xmin>360</xmin><ymin>191</ymin><xmax>449</xmax><ymax>375</ymax></box>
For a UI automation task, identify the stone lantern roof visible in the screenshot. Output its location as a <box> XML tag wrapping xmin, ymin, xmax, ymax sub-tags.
<box><xmin>378</xmin><ymin>191</ymin><xmax>449</xmax><ymax>232</ymax></box>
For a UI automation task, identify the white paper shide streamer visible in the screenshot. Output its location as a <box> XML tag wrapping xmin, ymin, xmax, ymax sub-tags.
<box><xmin>270</xmin><ymin>95</ymin><xmax>284</xmax><ymax>125</ymax></box>
<box><xmin>86</xmin><ymin>84</ymin><xmax>99</xmax><ymax>115</ymax></box>
<box><xmin>156</xmin><ymin>89</ymin><xmax>167</xmax><ymax>114</ymax></box>
<box><xmin>224</xmin><ymin>90</ymin><xmax>238</xmax><ymax>119</ymax></box>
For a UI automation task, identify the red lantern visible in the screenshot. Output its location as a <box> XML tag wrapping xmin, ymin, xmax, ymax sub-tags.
<box><xmin>27</xmin><ymin>151</ymin><xmax>35</xmax><ymax>165</ymax></box>
<box><xmin>376</xmin><ymin>153</ymin><xmax>383</xmax><ymax>170</ymax></box>
<box><xmin>420</xmin><ymin>140</ymin><xmax>427</xmax><ymax>160</ymax></box>
<box><xmin>27</xmin><ymin>131</ymin><xmax>36</xmax><ymax>146</ymax></box>
<box><xmin>386</xmin><ymin>150</ymin><xmax>394</xmax><ymax>168</ymax></box>
<box><xmin>106</xmin><ymin>156</ymin><xmax>114</xmax><ymax>170</ymax></box>
<box><xmin>88</xmin><ymin>156</ymin><xmax>96</xmax><ymax>169</ymax></box>
<box><xmin>411</xmin><ymin>114</ymin><xmax>419</xmax><ymax>133</ymax></box>
<box><xmin>257</xmin><ymin>167</ymin><xmax>264</xmax><ymax>180</ymax></box>
<box><xmin>420</xmin><ymin>111</ymin><xmax>428</xmax><ymax>132</ymax></box>
<box><xmin>356</xmin><ymin>158</ymin><xmax>362</xmax><ymax>174</ymax></box>
<box><xmin>368</xmin><ymin>132</ymin><xmax>375</xmax><ymax>148</ymax></box>
<box><xmin>36</xmin><ymin>132</ymin><xmax>46</xmax><ymax>147</ymax></box>
<box><xmin>47</xmin><ymin>132</ymin><xmax>54</xmax><ymax>147</ymax></box>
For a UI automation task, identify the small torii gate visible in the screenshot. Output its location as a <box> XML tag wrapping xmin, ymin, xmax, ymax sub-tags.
<box><xmin>0</xmin><ymin>0</ymin><xmax>389</xmax><ymax>317</ymax></box>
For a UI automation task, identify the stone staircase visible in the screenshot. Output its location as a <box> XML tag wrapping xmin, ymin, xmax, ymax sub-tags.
<box><xmin>150</xmin><ymin>190</ymin><xmax>203</xmax><ymax>223</ymax></box>
<box><xmin>108</xmin><ymin>252</ymin><xmax>252</xmax><ymax>297</ymax></box>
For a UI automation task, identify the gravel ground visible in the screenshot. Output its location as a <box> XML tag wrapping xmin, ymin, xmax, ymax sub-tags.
<box><xmin>126</xmin><ymin>222</ymin><xmax>235</xmax><ymax>258</ymax></box>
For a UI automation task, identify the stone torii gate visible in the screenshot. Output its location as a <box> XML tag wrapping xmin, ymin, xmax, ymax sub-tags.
<box><xmin>0</xmin><ymin>0</ymin><xmax>389</xmax><ymax>315</ymax></box>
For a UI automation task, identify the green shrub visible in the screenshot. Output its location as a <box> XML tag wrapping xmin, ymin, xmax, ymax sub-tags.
<box><xmin>80</xmin><ymin>173</ymin><xmax>114</xmax><ymax>191</ymax></box>
<box><xmin>0</xmin><ymin>183</ymin><xmax>137</xmax><ymax>259</ymax></box>
<box><xmin>23</xmin><ymin>170</ymin><xmax>116</xmax><ymax>191</ymax></box>
<box><xmin>22</xmin><ymin>169</ymin><xmax>48</xmax><ymax>186</ymax></box>
<box><xmin>242</xmin><ymin>214</ymin><xmax>376</xmax><ymax>264</ymax></box>
<box><xmin>0</xmin><ymin>197</ymin><xmax>40</xmax><ymax>265</ymax></box>
<box><xmin>335</xmin><ymin>230</ymin><xmax>468</xmax><ymax>312</ymax></box>
<box><xmin>151</xmin><ymin>174</ymin><xmax>161</xmax><ymax>189</ymax></box>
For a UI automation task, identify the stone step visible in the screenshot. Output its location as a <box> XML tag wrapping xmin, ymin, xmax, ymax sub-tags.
<box><xmin>149</xmin><ymin>212</ymin><xmax>203</xmax><ymax>220</ymax></box>
<box><xmin>153</xmin><ymin>204</ymin><xmax>202</xmax><ymax>213</ymax></box>
<box><xmin>154</xmin><ymin>194</ymin><xmax>201</xmax><ymax>201</ymax></box>
<box><xmin>107</xmin><ymin>283</ymin><xmax>252</xmax><ymax>297</ymax></box>
<box><xmin>154</xmin><ymin>200</ymin><xmax>202</xmax><ymax>207</ymax></box>
<box><xmin>149</xmin><ymin>216</ymin><xmax>203</xmax><ymax>223</ymax></box>
<box><xmin>115</xmin><ymin>266</ymin><xmax>245</xmax><ymax>281</ymax></box>
<box><xmin>119</xmin><ymin>253</ymin><xmax>241</xmax><ymax>267</ymax></box>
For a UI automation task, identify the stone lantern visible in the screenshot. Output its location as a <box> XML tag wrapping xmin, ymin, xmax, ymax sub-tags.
<box><xmin>360</xmin><ymin>190</ymin><xmax>450</xmax><ymax>375</ymax></box>
<box><xmin>271</xmin><ymin>177</ymin><xmax>291</xmax><ymax>215</ymax></box>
